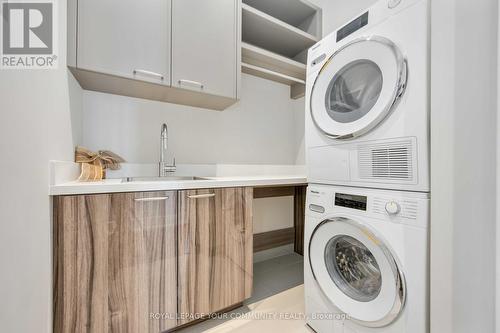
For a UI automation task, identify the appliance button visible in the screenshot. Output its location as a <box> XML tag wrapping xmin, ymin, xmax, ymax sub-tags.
<box><xmin>311</xmin><ymin>53</ymin><xmax>326</xmax><ymax>66</ymax></box>
<box><xmin>309</xmin><ymin>204</ymin><xmax>325</xmax><ymax>213</ymax></box>
<box><xmin>385</xmin><ymin>201</ymin><xmax>401</xmax><ymax>215</ymax></box>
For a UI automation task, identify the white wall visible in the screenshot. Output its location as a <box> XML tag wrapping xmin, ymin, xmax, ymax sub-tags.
<box><xmin>82</xmin><ymin>74</ymin><xmax>304</xmax><ymax>165</ymax></box>
<box><xmin>254</xmin><ymin>197</ymin><xmax>294</xmax><ymax>233</ymax></box>
<box><xmin>292</xmin><ymin>97</ymin><xmax>306</xmax><ymax>165</ymax></box>
<box><xmin>0</xmin><ymin>2</ymin><xmax>83</xmax><ymax>333</ymax></box>
<box><xmin>498</xmin><ymin>2</ymin><xmax>500</xmax><ymax>330</ymax></box>
<box><xmin>431</xmin><ymin>0</ymin><xmax>498</xmax><ymax>332</ymax></box>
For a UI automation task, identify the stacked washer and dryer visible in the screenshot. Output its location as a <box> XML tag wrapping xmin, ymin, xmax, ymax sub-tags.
<box><xmin>304</xmin><ymin>0</ymin><xmax>430</xmax><ymax>332</ymax></box>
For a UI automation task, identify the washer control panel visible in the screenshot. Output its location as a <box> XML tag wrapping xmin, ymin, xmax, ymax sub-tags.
<box><xmin>307</xmin><ymin>185</ymin><xmax>429</xmax><ymax>228</ymax></box>
<box><xmin>336</xmin><ymin>11</ymin><xmax>369</xmax><ymax>42</ymax></box>
<box><xmin>334</xmin><ymin>192</ymin><xmax>367</xmax><ymax>211</ymax></box>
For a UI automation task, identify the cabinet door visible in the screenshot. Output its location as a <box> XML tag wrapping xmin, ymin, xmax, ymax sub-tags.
<box><xmin>53</xmin><ymin>192</ymin><xmax>177</xmax><ymax>333</ymax></box>
<box><xmin>178</xmin><ymin>187</ymin><xmax>253</xmax><ymax>324</ymax></box>
<box><xmin>77</xmin><ymin>0</ymin><xmax>171</xmax><ymax>85</ymax></box>
<box><xmin>171</xmin><ymin>0</ymin><xmax>239</xmax><ymax>98</ymax></box>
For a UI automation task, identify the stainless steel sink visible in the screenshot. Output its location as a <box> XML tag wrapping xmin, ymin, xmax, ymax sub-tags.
<box><xmin>121</xmin><ymin>176</ymin><xmax>206</xmax><ymax>183</ymax></box>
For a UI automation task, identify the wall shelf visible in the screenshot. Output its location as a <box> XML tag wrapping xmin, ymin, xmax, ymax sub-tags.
<box><xmin>242</xmin><ymin>4</ymin><xmax>319</xmax><ymax>59</ymax></box>
<box><xmin>243</xmin><ymin>0</ymin><xmax>321</xmax><ymax>37</ymax></box>
<box><xmin>240</xmin><ymin>0</ymin><xmax>320</xmax><ymax>100</ymax></box>
<box><xmin>242</xmin><ymin>63</ymin><xmax>304</xmax><ymax>85</ymax></box>
<box><xmin>242</xmin><ymin>42</ymin><xmax>306</xmax><ymax>80</ymax></box>
<box><xmin>241</xmin><ymin>63</ymin><xmax>305</xmax><ymax>99</ymax></box>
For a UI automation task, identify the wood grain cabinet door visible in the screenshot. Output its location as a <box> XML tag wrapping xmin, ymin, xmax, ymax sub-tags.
<box><xmin>53</xmin><ymin>191</ymin><xmax>177</xmax><ymax>333</ymax></box>
<box><xmin>178</xmin><ymin>187</ymin><xmax>253</xmax><ymax>325</ymax></box>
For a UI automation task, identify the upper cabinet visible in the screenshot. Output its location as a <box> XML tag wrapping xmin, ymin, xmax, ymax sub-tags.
<box><xmin>77</xmin><ymin>0</ymin><xmax>171</xmax><ymax>86</ymax></box>
<box><xmin>172</xmin><ymin>0</ymin><xmax>240</xmax><ymax>98</ymax></box>
<box><xmin>67</xmin><ymin>0</ymin><xmax>240</xmax><ymax>110</ymax></box>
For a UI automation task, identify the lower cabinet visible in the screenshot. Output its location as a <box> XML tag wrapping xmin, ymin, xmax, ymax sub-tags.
<box><xmin>53</xmin><ymin>187</ymin><xmax>253</xmax><ymax>333</ymax></box>
<box><xmin>177</xmin><ymin>188</ymin><xmax>253</xmax><ymax>325</ymax></box>
<box><xmin>53</xmin><ymin>191</ymin><xmax>178</xmax><ymax>333</ymax></box>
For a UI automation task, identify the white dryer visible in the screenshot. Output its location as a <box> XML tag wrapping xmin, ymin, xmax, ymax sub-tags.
<box><xmin>305</xmin><ymin>0</ymin><xmax>429</xmax><ymax>192</ymax></box>
<box><xmin>304</xmin><ymin>184</ymin><xmax>429</xmax><ymax>333</ymax></box>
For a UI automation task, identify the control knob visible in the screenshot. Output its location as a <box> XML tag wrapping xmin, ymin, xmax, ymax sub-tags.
<box><xmin>385</xmin><ymin>201</ymin><xmax>401</xmax><ymax>215</ymax></box>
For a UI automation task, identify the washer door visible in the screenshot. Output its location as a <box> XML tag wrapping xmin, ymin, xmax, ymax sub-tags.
<box><xmin>310</xmin><ymin>36</ymin><xmax>407</xmax><ymax>139</ymax></box>
<box><xmin>309</xmin><ymin>217</ymin><xmax>406</xmax><ymax>327</ymax></box>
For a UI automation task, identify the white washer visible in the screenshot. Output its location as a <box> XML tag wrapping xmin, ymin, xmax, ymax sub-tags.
<box><xmin>304</xmin><ymin>184</ymin><xmax>429</xmax><ymax>333</ymax></box>
<box><xmin>305</xmin><ymin>0</ymin><xmax>429</xmax><ymax>192</ymax></box>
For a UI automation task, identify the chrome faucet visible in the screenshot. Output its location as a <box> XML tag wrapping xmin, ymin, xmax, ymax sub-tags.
<box><xmin>159</xmin><ymin>123</ymin><xmax>176</xmax><ymax>176</ymax></box>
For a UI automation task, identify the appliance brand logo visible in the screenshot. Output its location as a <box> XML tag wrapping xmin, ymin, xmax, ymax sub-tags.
<box><xmin>1</xmin><ymin>0</ymin><xmax>57</xmax><ymax>69</ymax></box>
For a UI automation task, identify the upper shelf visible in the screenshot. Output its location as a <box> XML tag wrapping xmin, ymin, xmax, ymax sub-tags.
<box><xmin>243</xmin><ymin>0</ymin><xmax>321</xmax><ymax>37</ymax></box>
<box><xmin>242</xmin><ymin>3</ymin><xmax>319</xmax><ymax>59</ymax></box>
<box><xmin>240</xmin><ymin>0</ymin><xmax>320</xmax><ymax>100</ymax></box>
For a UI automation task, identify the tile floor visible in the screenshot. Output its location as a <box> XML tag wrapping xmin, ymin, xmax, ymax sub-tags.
<box><xmin>178</xmin><ymin>253</ymin><xmax>310</xmax><ymax>333</ymax></box>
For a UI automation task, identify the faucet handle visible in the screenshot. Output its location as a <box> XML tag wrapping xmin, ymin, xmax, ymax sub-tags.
<box><xmin>161</xmin><ymin>157</ymin><xmax>176</xmax><ymax>174</ymax></box>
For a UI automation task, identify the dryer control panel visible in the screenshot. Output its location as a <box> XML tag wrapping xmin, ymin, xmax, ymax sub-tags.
<box><xmin>336</xmin><ymin>12</ymin><xmax>369</xmax><ymax>42</ymax></box>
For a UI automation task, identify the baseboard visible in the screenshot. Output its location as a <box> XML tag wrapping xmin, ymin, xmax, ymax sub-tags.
<box><xmin>253</xmin><ymin>227</ymin><xmax>295</xmax><ymax>252</ymax></box>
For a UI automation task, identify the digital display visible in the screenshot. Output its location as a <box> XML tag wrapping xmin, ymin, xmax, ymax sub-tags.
<box><xmin>336</xmin><ymin>12</ymin><xmax>369</xmax><ymax>42</ymax></box>
<box><xmin>335</xmin><ymin>193</ymin><xmax>367</xmax><ymax>211</ymax></box>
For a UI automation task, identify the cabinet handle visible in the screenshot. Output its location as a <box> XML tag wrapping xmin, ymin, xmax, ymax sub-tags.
<box><xmin>134</xmin><ymin>196</ymin><xmax>169</xmax><ymax>202</ymax></box>
<box><xmin>187</xmin><ymin>193</ymin><xmax>215</xmax><ymax>199</ymax></box>
<box><xmin>178</xmin><ymin>79</ymin><xmax>204</xmax><ymax>89</ymax></box>
<box><xmin>133</xmin><ymin>69</ymin><xmax>164</xmax><ymax>81</ymax></box>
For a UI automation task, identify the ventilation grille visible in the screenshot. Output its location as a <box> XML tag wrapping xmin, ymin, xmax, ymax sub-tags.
<box><xmin>358</xmin><ymin>140</ymin><xmax>414</xmax><ymax>181</ymax></box>
<box><xmin>372</xmin><ymin>198</ymin><xmax>418</xmax><ymax>220</ymax></box>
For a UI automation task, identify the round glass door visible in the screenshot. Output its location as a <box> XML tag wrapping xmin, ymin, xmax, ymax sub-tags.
<box><xmin>325</xmin><ymin>60</ymin><xmax>383</xmax><ymax>124</ymax></box>
<box><xmin>310</xmin><ymin>36</ymin><xmax>407</xmax><ymax>139</ymax></box>
<box><xmin>325</xmin><ymin>235</ymin><xmax>382</xmax><ymax>302</ymax></box>
<box><xmin>308</xmin><ymin>217</ymin><xmax>406</xmax><ymax>327</ymax></box>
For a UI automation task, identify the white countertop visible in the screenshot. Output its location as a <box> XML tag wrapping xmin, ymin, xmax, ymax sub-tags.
<box><xmin>49</xmin><ymin>161</ymin><xmax>307</xmax><ymax>196</ymax></box>
<box><xmin>49</xmin><ymin>175</ymin><xmax>307</xmax><ymax>196</ymax></box>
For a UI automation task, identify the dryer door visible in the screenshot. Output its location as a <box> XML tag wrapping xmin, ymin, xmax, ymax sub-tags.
<box><xmin>310</xmin><ymin>36</ymin><xmax>407</xmax><ymax>139</ymax></box>
<box><xmin>308</xmin><ymin>216</ymin><xmax>406</xmax><ymax>327</ymax></box>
